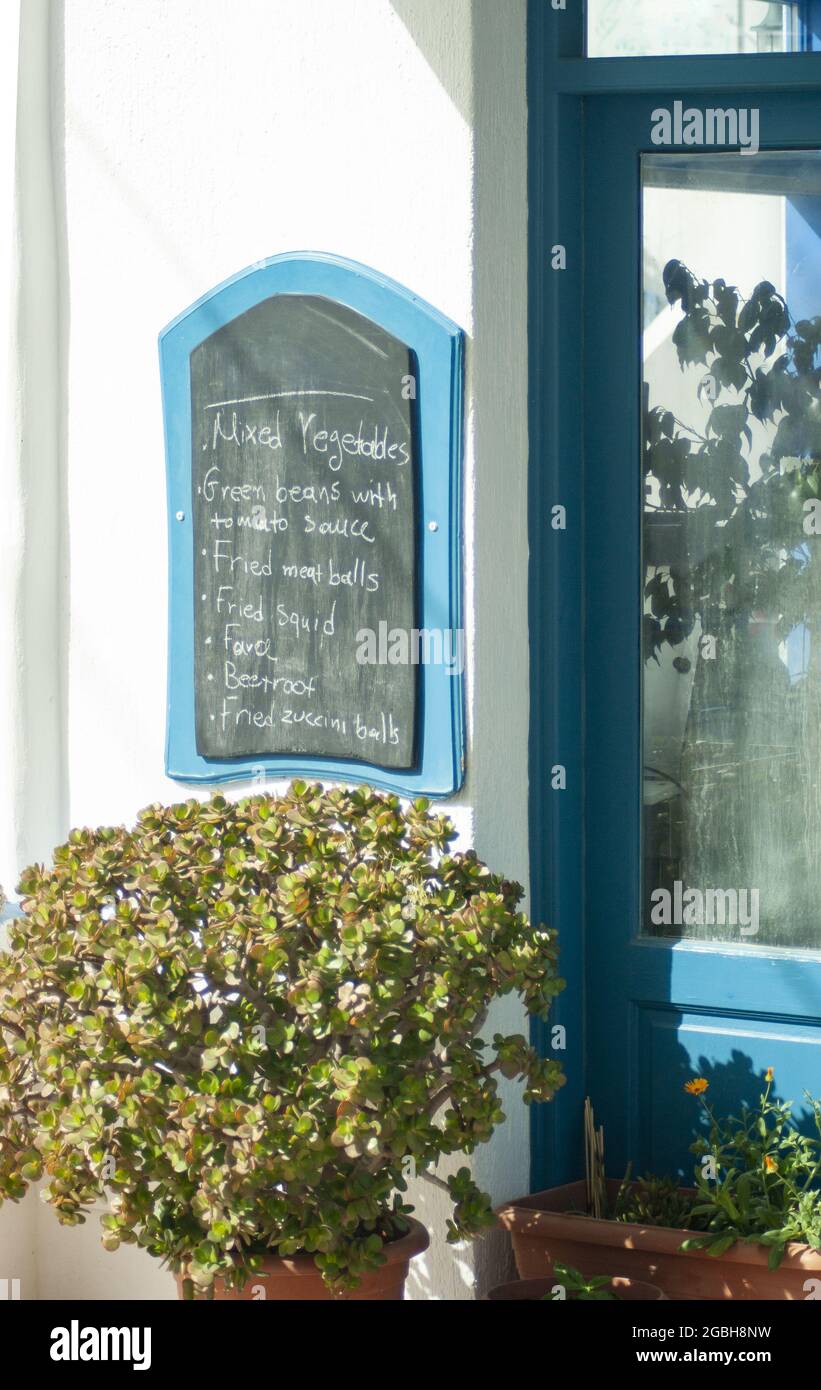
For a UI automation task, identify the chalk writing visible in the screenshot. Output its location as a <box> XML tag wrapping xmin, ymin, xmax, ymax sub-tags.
<box><xmin>191</xmin><ymin>294</ymin><xmax>417</xmax><ymax>766</ymax></box>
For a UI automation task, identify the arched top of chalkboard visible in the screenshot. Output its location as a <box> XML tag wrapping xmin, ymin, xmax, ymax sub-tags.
<box><xmin>161</xmin><ymin>251</ymin><xmax>463</xmax><ymax>351</ymax></box>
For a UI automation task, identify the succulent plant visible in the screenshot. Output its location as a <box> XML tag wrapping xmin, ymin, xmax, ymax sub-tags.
<box><xmin>0</xmin><ymin>782</ymin><xmax>564</xmax><ymax>1293</ymax></box>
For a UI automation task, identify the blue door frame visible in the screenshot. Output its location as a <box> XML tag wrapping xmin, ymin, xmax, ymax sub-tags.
<box><xmin>528</xmin><ymin>0</ymin><xmax>821</xmax><ymax>1190</ymax></box>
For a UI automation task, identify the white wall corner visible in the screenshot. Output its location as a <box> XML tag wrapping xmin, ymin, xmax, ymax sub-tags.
<box><xmin>0</xmin><ymin>0</ymin><xmax>67</xmax><ymax>899</ymax></box>
<box><xmin>468</xmin><ymin>0</ymin><xmax>531</xmax><ymax>1280</ymax></box>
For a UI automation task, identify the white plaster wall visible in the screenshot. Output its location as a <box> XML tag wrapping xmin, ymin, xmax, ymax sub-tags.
<box><xmin>0</xmin><ymin>0</ymin><xmax>45</xmax><ymax>1305</ymax></box>
<box><xmin>7</xmin><ymin>0</ymin><xmax>530</xmax><ymax>1300</ymax></box>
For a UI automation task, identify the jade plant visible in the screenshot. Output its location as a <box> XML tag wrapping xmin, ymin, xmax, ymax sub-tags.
<box><xmin>0</xmin><ymin>782</ymin><xmax>564</xmax><ymax>1294</ymax></box>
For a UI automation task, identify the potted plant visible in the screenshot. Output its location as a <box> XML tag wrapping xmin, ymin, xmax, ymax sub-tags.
<box><xmin>487</xmin><ymin>1261</ymin><xmax>665</xmax><ymax>1302</ymax></box>
<box><xmin>497</xmin><ymin>1075</ymin><xmax>821</xmax><ymax>1300</ymax></box>
<box><xmin>0</xmin><ymin>782</ymin><xmax>565</xmax><ymax>1299</ymax></box>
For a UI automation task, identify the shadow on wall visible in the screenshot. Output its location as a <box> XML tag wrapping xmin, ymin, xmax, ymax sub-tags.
<box><xmin>389</xmin><ymin>0</ymin><xmax>473</xmax><ymax>122</ymax></box>
<box><xmin>393</xmin><ymin>0</ymin><xmax>532</xmax><ymax>1294</ymax></box>
<box><xmin>396</xmin><ymin>0</ymin><xmax>532</xmax><ymax>874</ymax></box>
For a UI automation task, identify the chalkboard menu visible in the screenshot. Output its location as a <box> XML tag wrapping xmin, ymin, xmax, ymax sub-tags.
<box><xmin>190</xmin><ymin>295</ymin><xmax>417</xmax><ymax>769</ymax></box>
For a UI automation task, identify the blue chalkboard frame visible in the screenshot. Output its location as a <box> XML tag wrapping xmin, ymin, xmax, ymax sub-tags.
<box><xmin>160</xmin><ymin>252</ymin><xmax>465</xmax><ymax>796</ymax></box>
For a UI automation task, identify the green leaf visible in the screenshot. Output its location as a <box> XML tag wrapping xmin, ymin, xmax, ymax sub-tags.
<box><xmin>680</xmin><ymin>1235</ymin><xmax>715</xmax><ymax>1252</ymax></box>
<box><xmin>707</xmin><ymin>1233</ymin><xmax>739</xmax><ymax>1258</ymax></box>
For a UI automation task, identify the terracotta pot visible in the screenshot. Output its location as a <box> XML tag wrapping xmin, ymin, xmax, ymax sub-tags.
<box><xmin>496</xmin><ymin>1180</ymin><xmax>821</xmax><ymax>1301</ymax></box>
<box><xmin>176</xmin><ymin>1219</ymin><xmax>429</xmax><ymax>1301</ymax></box>
<box><xmin>487</xmin><ymin>1275</ymin><xmax>666</xmax><ymax>1301</ymax></box>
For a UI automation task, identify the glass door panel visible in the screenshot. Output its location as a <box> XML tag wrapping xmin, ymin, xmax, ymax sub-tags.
<box><xmin>642</xmin><ymin>150</ymin><xmax>821</xmax><ymax>947</ymax></box>
<box><xmin>588</xmin><ymin>1</ymin><xmax>802</xmax><ymax>58</ymax></box>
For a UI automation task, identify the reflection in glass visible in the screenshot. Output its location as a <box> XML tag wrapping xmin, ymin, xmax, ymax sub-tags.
<box><xmin>589</xmin><ymin>1</ymin><xmax>800</xmax><ymax>58</ymax></box>
<box><xmin>642</xmin><ymin>152</ymin><xmax>821</xmax><ymax>947</ymax></box>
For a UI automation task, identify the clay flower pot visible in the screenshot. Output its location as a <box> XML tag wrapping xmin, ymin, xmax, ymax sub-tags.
<box><xmin>176</xmin><ymin>1219</ymin><xmax>429</xmax><ymax>1301</ymax></box>
<box><xmin>487</xmin><ymin>1275</ymin><xmax>666</xmax><ymax>1301</ymax></box>
<box><xmin>496</xmin><ymin>1180</ymin><xmax>821</xmax><ymax>1301</ymax></box>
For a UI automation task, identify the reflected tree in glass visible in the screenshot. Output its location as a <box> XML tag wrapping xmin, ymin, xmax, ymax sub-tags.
<box><xmin>644</xmin><ymin>261</ymin><xmax>821</xmax><ymax>946</ymax></box>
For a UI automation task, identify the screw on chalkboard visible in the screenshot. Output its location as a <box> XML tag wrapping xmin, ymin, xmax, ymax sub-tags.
<box><xmin>175</xmin><ymin>510</ymin><xmax>185</xmax><ymax>521</ymax></box>
<box><xmin>428</xmin><ymin>520</ymin><xmax>439</xmax><ymax>533</ymax></box>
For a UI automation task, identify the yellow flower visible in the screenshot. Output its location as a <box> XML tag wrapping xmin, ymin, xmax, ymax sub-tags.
<box><xmin>684</xmin><ymin>1078</ymin><xmax>709</xmax><ymax>1096</ymax></box>
<box><xmin>765</xmin><ymin>1067</ymin><xmax>774</xmax><ymax>1083</ymax></box>
<box><xmin>764</xmin><ymin>1155</ymin><xmax>777</xmax><ymax>1173</ymax></box>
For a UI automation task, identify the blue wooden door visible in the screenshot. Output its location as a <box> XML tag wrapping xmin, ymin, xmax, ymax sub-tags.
<box><xmin>584</xmin><ymin>90</ymin><xmax>821</xmax><ymax>1180</ymax></box>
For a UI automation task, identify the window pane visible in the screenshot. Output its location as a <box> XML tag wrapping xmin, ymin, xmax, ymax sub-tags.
<box><xmin>589</xmin><ymin>1</ymin><xmax>800</xmax><ymax>57</ymax></box>
<box><xmin>642</xmin><ymin>150</ymin><xmax>821</xmax><ymax>948</ymax></box>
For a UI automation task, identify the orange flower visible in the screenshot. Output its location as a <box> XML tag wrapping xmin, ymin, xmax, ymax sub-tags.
<box><xmin>765</xmin><ymin>1067</ymin><xmax>774</xmax><ymax>1083</ymax></box>
<box><xmin>764</xmin><ymin>1155</ymin><xmax>777</xmax><ymax>1173</ymax></box>
<box><xmin>684</xmin><ymin>1078</ymin><xmax>709</xmax><ymax>1096</ymax></box>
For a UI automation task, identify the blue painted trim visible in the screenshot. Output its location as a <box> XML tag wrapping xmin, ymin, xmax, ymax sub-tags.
<box><xmin>551</xmin><ymin>50</ymin><xmax>821</xmax><ymax>93</ymax></box>
<box><xmin>528</xmin><ymin>1</ymin><xmax>587</xmax><ymax>1193</ymax></box>
<box><xmin>528</xmin><ymin>0</ymin><xmax>821</xmax><ymax>1190</ymax></box>
<box><xmin>160</xmin><ymin>252</ymin><xmax>465</xmax><ymax>796</ymax></box>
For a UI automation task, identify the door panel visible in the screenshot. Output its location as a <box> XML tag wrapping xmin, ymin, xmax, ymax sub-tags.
<box><xmin>638</xmin><ymin>1007</ymin><xmax>821</xmax><ymax>1175</ymax></box>
<box><xmin>585</xmin><ymin>91</ymin><xmax>821</xmax><ymax>1180</ymax></box>
<box><xmin>587</xmin><ymin>0</ymin><xmax>804</xmax><ymax>59</ymax></box>
<box><xmin>642</xmin><ymin>148</ymin><xmax>821</xmax><ymax>951</ymax></box>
